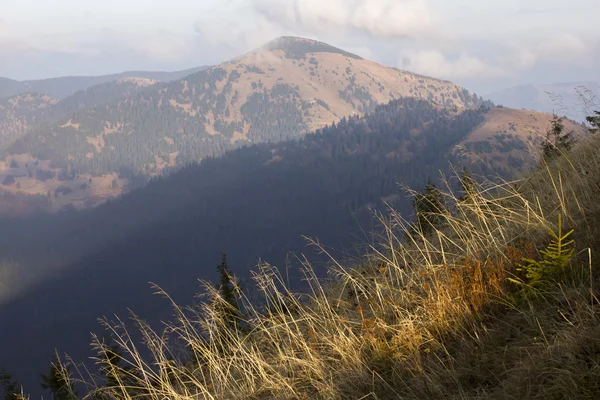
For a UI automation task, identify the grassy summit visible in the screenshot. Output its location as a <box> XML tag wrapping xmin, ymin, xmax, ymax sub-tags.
<box><xmin>261</xmin><ymin>36</ymin><xmax>364</xmax><ymax>60</ymax></box>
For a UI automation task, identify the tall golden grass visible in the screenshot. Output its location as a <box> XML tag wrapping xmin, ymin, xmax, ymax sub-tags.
<box><xmin>56</xmin><ymin>134</ymin><xmax>600</xmax><ymax>400</ymax></box>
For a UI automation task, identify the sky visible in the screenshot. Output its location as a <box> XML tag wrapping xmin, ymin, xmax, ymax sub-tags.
<box><xmin>0</xmin><ymin>0</ymin><xmax>598</xmax><ymax>93</ymax></box>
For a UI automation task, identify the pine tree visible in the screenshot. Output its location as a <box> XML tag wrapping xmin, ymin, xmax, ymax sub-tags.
<box><xmin>101</xmin><ymin>341</ymin><xmax>127</xmax><ymax>389</ymax></box>
<box><xmin>541</xmin><ymin>114</ymin><xmax>575</xmax><ymax>162</ymax></box>
<box><xmin>586</xmin><ymin>110</ymin><xmax>600</xmax><ymax>134</ymax></box>
<box><xmin>458</xmin><ymin>167</ymin><xmax>476</xmax><ymax>204</ymax></box>
<box><xmin>97</xmin><ymin>340</ymin><xmax>141</xmax><ymax>400</ymax></box>
<box><xmin>40</xmin><ymin>356</ymin><xmax>76</xmax><ymax>400</ymax></box>
<box><xmin>0</xmin><ymin>369</ymin><xmax>21</xmax><ymax>400</ymax></box>
<box><xmin>510</xmin><ymin>214</ymin><xmax>575</xmax><ymax>294</ymax></box>
<box><xmin>215</xmin><ymin>253</ymin><xmax>241</xmax><ymax>330</ymax></box>
<box><xmin>412</xmin><ymin>181</ymin><xmax>447</xmax><ymax>237</ymax></box>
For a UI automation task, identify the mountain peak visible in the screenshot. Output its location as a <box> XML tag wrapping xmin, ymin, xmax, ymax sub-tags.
<box><xmin>260</xmin><ymin>36</ymin><xmax>363</xmax><ymax>60</ymax></box>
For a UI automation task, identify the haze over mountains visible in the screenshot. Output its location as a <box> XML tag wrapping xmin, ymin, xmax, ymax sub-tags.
<box><xmin>0</xmin><ymin>97</ymin><xmax>489</xmax><ymax>392</ymax></box>
<box><xmin>0</xmin><ymin>37</ymin><xmax>583</xmax><ymax>217</ymax></box>
<box><xmin>0</xmin><ymin>37</ymin><xmax>481</xmax><ymax>213</ymax></box>
<box><xmin>0</xmin><ymin>36</ymin><xmax>589</xmax><ymax>394</ymax></box>
<box><xmin>0</xmin><ymin>67</ymin><xmax>209</xmax><ymax>99</ymax></box>
<box><xmin>0</xmin><ymin>78</ymin><xmax>161</xmax><ymax>145</ymax></box>
<box><xmin>486</xmin><ymin>82</ymin><xmax>600</xmax><ymax>123</ymax></box>
<box><xmin>0</xmin><ymin>0</ymin><xmax>598</xmax><ymax>397</ymax></box>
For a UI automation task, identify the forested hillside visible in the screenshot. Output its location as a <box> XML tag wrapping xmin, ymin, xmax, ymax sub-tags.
<box><xmin>74</xmin><ymin>117</ymin><xmax>600</xmax><ymax>400</ymax></box>
<box><xmin>0</xmin><ymin>93</ymin><xmax>59</xmax><ymax>144</ymax></box>
<box><xmin>0</xmin><ymin>78</ymin><xmax>160</xmax><ymax>145</ymax></box>
<box><xmin>0</xmin><ymin>37</ymin><xmax>487</xmax><ymax>215</ymax></box>
<box><xmin>454</xmin><ymin>106</ymin><xmax>585</xmax><ymax>176</ymax></box>
<box><xmin>0</xmin><ymin>78</ymin><xmax>28</xmax><ymax>99</ymax></box>
<box><xmin>0</xmin><ymin>66</ymin><xmax>209</xmax><ymax>100</ymax></box>
<box><xmin>0</xmin><ymin>98</ymin><xmax>488</xmax><ymax>390</ymax></box>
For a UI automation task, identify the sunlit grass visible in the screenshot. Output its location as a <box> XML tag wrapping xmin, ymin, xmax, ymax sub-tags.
<box><xmin>56</xmin><ymin>134</ymin><xmax>600</xmax><ymax>399</ymax></box>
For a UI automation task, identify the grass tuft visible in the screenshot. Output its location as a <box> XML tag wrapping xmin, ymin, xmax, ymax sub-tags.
<box><xmin>63</xmin><ymin>134</ymin><xmax>600</xmax><ymax>399</ymax></box>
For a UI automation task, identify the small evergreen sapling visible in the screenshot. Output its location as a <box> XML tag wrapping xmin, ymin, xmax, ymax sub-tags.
<box><xmin>541</xmin><ymin>114</ymin><xmax>575</xmax><ymax>162</ymax></box>
<box><xmin>215</xmin><ymin>253</ymin><xmax>241</xmax><ymax>330</ymax></box>
<box><xmin>0</xmin><ymin>369</ymin><xmax>21</xmax><ymax>400</ymax></box>
<box><xmin>509</xmin><ymin>214</ymin><xmax>575</xmax><ymax>294</ymax></box>
<box><xmin>586</xmin><ymin>110</ymin><xmax>600</xmax><ymax>134</ymax></box>
<box><xmin>411</xmin><ymin>181</ymin><xmax>447</xmax><ymax>237</ymax></box>
<box><xmin>40</xmin><ymin>356</ymin><xmax>77</xmax><ymax>400</ymax></box>
<box><xmin>458</xmin><ymin>167</ymin><xmax>476</xmax><ymax>204</ymax></box>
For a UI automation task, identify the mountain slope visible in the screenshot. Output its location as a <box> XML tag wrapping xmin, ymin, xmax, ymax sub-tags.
<box><xmin>0</xmin><ymin>78</ymin><xmax>161</xmax><ymax>145</ymax></box>
<box><xmin>0</xmin><ymin>66</ymin><xmax>210</xmax><ymax>100</ymax></box>
<box><xmin>0</xmin><ymin>104</ymin><xmax>582</xmax><ymax>217</ymax></box>
<box><xmin>454</xmin><ymin>106</ymin><xmax>585</xmax><ymax>175</ymax></box>
<box><xmin>0</xmin><ymin>78</ymin><xmax>29</xmax><ymax>99</ymax></box>
<box><xmin>0</xmin><ymin>37</ymin><xmax>485</xmax><ymax>214</ymax></box>
<box><xmin>486</xmin><ymin>81</ymin><xmax>600</xmax><ymax>123</ymax></box>
<box><xmin>0</xmin><ymin>93</ymin><xmax>60</xmax><ymax>144</ymax></box>
<box><xmin>0</xmin><ymin>98</ymin><xmax>489</xmax><ymax>390</ymax></box>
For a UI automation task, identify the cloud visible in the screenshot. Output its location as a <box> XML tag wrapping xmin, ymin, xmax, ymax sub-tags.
<box><xmin>251</xmin><ymin>0</ymin><xmax>350</xmax><ymax>34</ymax></box>
<box><xmin>402</xmin><ymin>50</ymin><xmax>507</xmax><ymax>80</ymax></box>
<box><xmin>244</xmin><ymin>0</ymin><xmax>599</xmax><ymax>86</ymax></box>
<box><xmin>350</xmin><ymin>0</ymin><xmax>436</xmax><ymax>38</ymax></box>
<box><xmin>400</xmin><ymin>32</ymin><xmax>593</xmax><ymax>81</ymax></box>
<box><xmin>0</xmin><ymin>27</ymin><xmax>215</xmax><ymax>62</ymax></box>
<box><xmin>120</xmin><ymin>30</ymin><xmax>203</xmax><ymax>62</ymax></box>
<box><xmin>0</xmin><ymin>26</ymin><xmax>228</xmax><ymax>80</ymax></box>
<box><xmin>250</xmin><ymin>0</ymin><xmax>437</xmax><ymax>39</ymax></box>
<box><xmin>1</xmin><ymin>0</ymin><xmax>597</xmax><ymax>87</ymax></box>
<box><xmin>504</xmin><ymin>33</ymin><xmax>589</xmax><ymax>71</ymax></box>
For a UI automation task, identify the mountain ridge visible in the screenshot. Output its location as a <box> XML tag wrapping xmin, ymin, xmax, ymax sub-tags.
<box><xmin>0</xmin><ymin>97</ymin><xmax>490</xmax><ymax>390</ymax></box>
<box><xmin>0</xmin><ymin>36</ymin><xmax>486</xmax><ymax>214</ymax></box>
<box><xmin>0</xmin><ymin>66</ymin><xmax>210</xmax><ymax>100</ymax></box>
<box><xmin>485</xmin><ymin>81</ymin><xmax>600</xmax><ymax>123</ymax></box>
<box><xmin>0</xmin><ymin>78</ymin><xmax>164</xmax><ymax>145</ymax></box>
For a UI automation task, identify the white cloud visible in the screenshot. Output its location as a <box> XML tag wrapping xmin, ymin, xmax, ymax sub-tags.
<box><xmin>536</xmin><ymin>34</ymin><xmax>587</xmax><ymax>60</ymax></box>
<box><xmin>401</xmin><ymin>32</ymin><xmax>593</xmax><ymax>81</ymax></box>
<box><xmin>251</xmin><ymin>0</ymin><xmax>350</xmax><ymax>34</ymax></box>
<box><xmin>503</xmin><ymin>33</ymin><xmax>590</xmax><ymax>71</ymax></box>
<box><xmin>245</xmin><ymin>0</ymin><xmax>598</xmax><ymax>85</ymax></box>
<box><xmin>350</xmin><ymin>0</ymin><xmax>436</xmax><ymax>38</ymax></box>
<box><xmin>122</xmin><ymin>30</ymin><xmax>202</xmax><ymax>62</ymax></box>
<box><xmin>0</xmin><ymin>0</ymin><xmax>598</xmax><ymax>86</ymax></box>
<box><xmin>0</xmin><ymin>27</ymin><xmax>206</xmax><ymax>62</ymax></box>
<box><xmin>250</xmin><ymin>0</ymin><xmax>437</xmax><ymax>39</ymax></box>
<box><xmin>403</xmin><ymin>50</ymin><xmax>507</xmax><ymax>80</ymax></box>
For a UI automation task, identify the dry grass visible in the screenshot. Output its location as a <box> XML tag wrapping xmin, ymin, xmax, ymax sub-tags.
<box><xmin>58</xmin><ymin>135</ymin><xmax>600</xmax><ymax>400</ymax></box>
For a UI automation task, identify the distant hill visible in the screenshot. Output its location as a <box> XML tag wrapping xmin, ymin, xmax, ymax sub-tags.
<box><xmin>0</xmin><ymin>77</ymin><xmax>29</xmax><ymax>99</ymax></box>
<box><xmin>485</xmin><ymin>82</ymin><xmax>600</xmax><ymax>123</ymax></box>
<box><xmin>0</xmin><ymin>37</ymin><xmax>486</xmax><ymax>214</ymax></box>
<box><xmin>0</xmin><ymin>78</ymin><xmax>161</xmax><ymax>145</ymax></box>
<box><xmin>453</xmin><ymin>106</ymin><xmax>585</xmax><ymax>175</ymax></box>
<box><xmin>0</xmin><ymin>93</ymin><xmax>60</xmax><ymax>144</ymax></box>
<box><xmin>0</xmin><ymin>66</ymin><xmax>209</xmax><ymax>100</ymax></box>
<box><xmin>0</xmin><ymin>98</ymin><xmax>489</xmax><ymax>390</ymax></box>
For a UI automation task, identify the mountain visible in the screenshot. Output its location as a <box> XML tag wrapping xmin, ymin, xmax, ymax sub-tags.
<box><xmin>0</xmin><ymin>37</ymin><xmax>486</xmax><ymax>215</ymax></box>
<box><xmin>0</xmin><ymin>87</ymin><xmax>590</xmax><ymax>393</ymax></box>
<box><xmin>0</xmin><ymin>97</ymin><xmax>489</xmax><ymax>391</ymax></box>
<box><xmin>0</xmin><ymin>78</ymin><xmax>29</xmax><ymax>99</ymax></box>
<box><xmin>0</xmin><ymin>93</ymin><xmax>60</xmax><ymax>144</ymax></box>
<box><xmin>453</xmin><ymin>106</ymin><xmax>585</xmax><ymax>175</ymax></box>
<box><xmin>0</xmin><ymin>66</ymin><xmax>210</xmax><ymax>100</ymax></box>
<box><xmin>0</xmin><ymin>78</ymin><xmax>160</xmax><ymax>145</ymax></box>
<box><xmin>485</xmin><ymin>82</ymin><xmax>600</xmax><ymax>123</ymax></box>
